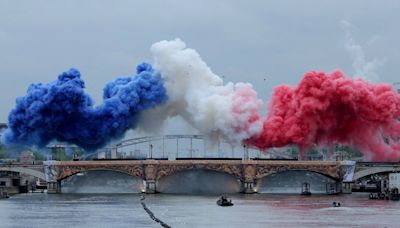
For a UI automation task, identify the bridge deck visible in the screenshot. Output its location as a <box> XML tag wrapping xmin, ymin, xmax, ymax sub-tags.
<box><xmin>57</xmin><ymin>160</ymin><xmax>342</xmax><ymax>166</ymax></box>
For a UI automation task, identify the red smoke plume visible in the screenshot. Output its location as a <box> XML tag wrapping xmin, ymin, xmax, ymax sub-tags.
<box><xmin>247</xmin><ymin>70</ymin><xmax>400</xmax><ymax>161</ymax></box>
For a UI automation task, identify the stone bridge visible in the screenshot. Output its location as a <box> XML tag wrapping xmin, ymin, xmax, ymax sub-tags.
<box><xmin>0</xmin><ymin>164</ymin><xmax>46</xmax><ymax>180</ymax></box>
<box><xmin>44</xmin><ymin>160</ymin><xmax>345</xmax><ymax>194</ymax></box>
<box><xmin>352</xmin><ymin>162</ymin><xmax>400</xmax><ymax>181</ymax></box>
<box><xmin>4</xmin><ymin>160</ymin><xmax>400</xmax><ymax>194</ymax></box>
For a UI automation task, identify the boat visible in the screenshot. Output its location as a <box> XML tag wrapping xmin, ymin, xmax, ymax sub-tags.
<box><xmin>301</xmin><ymin>182</ymin><xmax>312</xmax><ymax>196</ymax></box>
<box><xmin>332</xmin><ymin>201</ymin><xmax>341</xmax><ymax>207</ymax></box>
<box><xmin>217</xmin><ymin>196</ymin><xmax>233</xmax><ymax>207</ymax></box>
<box><xmin>0</xmin><ymin>187</ymin><xmax>9</xmax><ymax>199</ymax></box>
<box><xmin>326</xmin><ymin>183</ymin><xmax>339</xmax><ymax>195</ymax></box>
<box><xmin>390</xmin><ymin>188</ymin><xmax>400</xmax><ymax>201</ymax></box>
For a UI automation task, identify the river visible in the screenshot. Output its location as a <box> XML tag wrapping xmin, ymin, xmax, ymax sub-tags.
<box><xmin>1</xmin><ymin>193</ymin><xmax>399</xmax><ymax>228</ymax></box>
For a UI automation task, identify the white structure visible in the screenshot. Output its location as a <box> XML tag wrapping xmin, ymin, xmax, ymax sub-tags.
<box><xmin>389</xmin><ymin>173</ymin><xmax>400</xmax><ymax>190</ymax></box>
<box><xmin>111</xmin><ymin>147</ymin><xmax>117</xmax><ymax>159</ymax></box>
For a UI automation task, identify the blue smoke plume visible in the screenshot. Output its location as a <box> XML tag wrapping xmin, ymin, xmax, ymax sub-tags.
<box><xmin>1</xmin><ymin>63</ymin><xmax>168</xmax><ymax>151</ymax></box>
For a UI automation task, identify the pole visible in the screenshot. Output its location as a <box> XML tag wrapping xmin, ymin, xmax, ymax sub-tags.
<box><xmin>190</xmin><ymin>138</ymin><xmax>193</xmax><ymax>158</ymax></box>
<box><xmin>218</xmin><ymin>139</ymin><xmax>221</xmax><ymax>158</ymax></box>
<box><xmin>176</xmin><ymin>138</ymin><xmax>179</xmax><ymax>159</ymax></box>
<box><xmin>162</xmin><ymin>136</ymin><xmax>165</xmax><ymax>159</ymax></box>
<box><xmin>243</xmin><ymin>144</ymin><xmax>248</xmax><ymax>160</ymax></box>
<box><xmin>203</xmin><ymin>139</ymin><xmax>206</xmax><ymax>158</ymax></box>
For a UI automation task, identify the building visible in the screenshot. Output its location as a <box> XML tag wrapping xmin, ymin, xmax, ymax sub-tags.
<box><xmin>0</xmin><ymin>123</ymin><xmax>7</xmax><ymax>136</ymax></box>
<box><xmin>0</xmin><ymin>170</ymin><xmax>21</xmax><ymax>195</ymax></box>
<box><xmin>19</xmin><ymin>151</ymin><xmax>36</xmax><ymax>164</ymax></box>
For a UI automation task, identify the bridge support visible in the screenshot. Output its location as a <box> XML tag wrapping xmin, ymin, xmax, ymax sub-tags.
<box><xmin>242</xmin><ymin>181</ymin><xmax>257</xmax><ymax>194</ymax></box>
<box><xmin>342</xmin><ymin>182</ymin><xmax>352</xmax><ymax>194</ymax></box>
<box><xmin>145</xmin><ymin>180</ymin><xmax>156</xmax><ymax>194</ymax></box>
<box><xmin>47</xmin><ymin>181</ymin><xmax>61</xmax><ymax>194</ymax></box>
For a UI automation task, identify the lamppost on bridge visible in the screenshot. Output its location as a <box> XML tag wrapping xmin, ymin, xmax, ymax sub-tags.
<box><xmin>218</xmin><ymin>139</ymin><xmax>221</xmax><ymax>158</ymax></box>
<box><xmin>243</xmin><ymin>144</ymin><xmax>249</xmax><ymax>160</ymax></box>
<box><xmin>190</xmin><ymin>137</ymin><xmax>193</xmax><ymax>158</ymax></box>
<box><xmin>149</xmin><ymin>144</ymin><xmax>153</xmax><ymax>159</ymax></box>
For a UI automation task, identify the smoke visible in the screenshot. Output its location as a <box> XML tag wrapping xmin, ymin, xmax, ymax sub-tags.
<box><xmin>2</xmin><ymin>38</ymin><xmax>400</xmax><ymax>161</ymax></box>
<box><xmin>1</xmin><ymin>63</ymin><xmax>167</xmax><ymax>150</ymax></box>
<box><xmin>340</xmin><ymin>20</ymin><xmax>385</xmax><ymax>82</ymax></box>
<box><xmin>149</xmin><ymin>39</ymin><xmax>263</xmax><ymax>143</ymax></box>
<box><xmin>246</xmin><ymin>70</ymin><xmax>400</xmax><ymax>161</ymax></box>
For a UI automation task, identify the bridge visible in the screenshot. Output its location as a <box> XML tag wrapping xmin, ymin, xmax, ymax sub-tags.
<box><xmin>2</xmin><ymin>133</ymin><xmax>400</xmax><ymax>194</ymax></box>
<box><xmin>2</xmin><ymin>159</ymin><xmax>400</xmax><ymax>194</ymax></box>
<box><xmin>44</xmin><ymin>159</ymin><xmax>345</xmax><ymax>194</ymax></box>
<box><xmin>353</xmin><ymin>162</ymin><xmax>400</xmax><ymax>180</ymax></box>
<box><xmin>0</xmin><ymin>164</ymin><xmax>45</xmax><ymax>180</ymax></box>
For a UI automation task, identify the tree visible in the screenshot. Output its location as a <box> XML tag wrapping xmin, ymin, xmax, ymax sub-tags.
<box><xmin>33</xmin><ymin>151</ymin><xmax>46</xmax><ymax>161</ymax></box>
<box><xmin>51</xmin><ymin>146</ymin><xmax>68</xmax><ymax>161</ymax></box>
<box><xmin>0</xmin><ymin>144</ymin><xmax>9</xmax><ymax>159</ymax></box>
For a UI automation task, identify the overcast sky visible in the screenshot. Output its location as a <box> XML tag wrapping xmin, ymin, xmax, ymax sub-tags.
<box><xmin>1</xmin><ymin>0</ymin><xmax>400</xmax><ymax>137</ymax></box>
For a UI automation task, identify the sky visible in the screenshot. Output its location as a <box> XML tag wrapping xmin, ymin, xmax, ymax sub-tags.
<box><xmin>1</xmin><ymin>0</ymin><xmax>400</xmax><ymax>139</ymax></box>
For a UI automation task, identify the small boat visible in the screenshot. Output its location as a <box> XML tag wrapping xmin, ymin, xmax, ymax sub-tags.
<box><xmin>217</xmin><ymin>196</ymin><xmax>233</xmax><ymax>207</ymax></box>
<box><xmin>332</xmin><ymin>201</ymin><xmax>341</xmax><ymax>207</ymax></box>
<box><xmin>0</xmin><ymin>187</ymin><xmax>9</xmax><ymax>199</ymax></box>
<box><xmin>369</xmin><ymin>193</ymin><xmax>379</xmax><ymax>200</ymax></box>
<box><xmin>390</xmin><ymin>188</ymin><xmax>400</xmax><ymax>201</ymax></box>
<box><xmin>301</xmin><ymin>182</ymin><xmax>311</xmax><ymax>196</ymax></box>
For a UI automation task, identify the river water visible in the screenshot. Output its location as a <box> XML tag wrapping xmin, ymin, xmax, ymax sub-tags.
<box><xmin>1</xmin><ymin>193</ymin><xmax>399</xmax><ymax>228</ymax></box>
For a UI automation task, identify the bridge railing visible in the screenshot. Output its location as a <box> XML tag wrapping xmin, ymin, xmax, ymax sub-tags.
<box><xmin>111</xmin><ymin>134</ymin><xmax>271</xmax><ymax>160</ymax></box>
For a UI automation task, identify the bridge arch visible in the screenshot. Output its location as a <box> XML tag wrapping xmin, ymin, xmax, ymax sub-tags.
<box><xmin>57</xmin><ymin>166</ymin><xmax>144</xmax><ymax>181</ymax></box>
<box><xmin>59</xmin><ymin>168</ymin><xmax>143</xmax><ymax>181</ymax></box>
<box><xmin>157</xmin><ymin>167</ymin><xmax>242</xmax><ymax>181</ymax></box>
<box><xmin>0</xmin><ymin>166</ymin><xmax>46</xmax><ymax>180</ymax></box>
<box><xmin>255</xmin><ymin>169</ymin><xmax>338</xmax><ymax>194</ymax></box>
<box><xmin>60</xmin><ymin>169</ymin><xmax>145</xmax><ymax>194</ymax></box>
<box><xmin>155</xmin><ymin>164</ymin><xmax>243</xmax><ymax>181</ymax></box>
<box><xmin>255</xmin><ymin>169</ymin><xmax>339</xmax><ymax>181</ymax></box>
<box><xmin>353</xmin><ymin>167</ymin><xmax>400</xmax><ymax>181</ymax></box>
<box><xmin>156</xmin><ymin>168</ymin><xmax>242</xmax><ymax>194</ymax></box>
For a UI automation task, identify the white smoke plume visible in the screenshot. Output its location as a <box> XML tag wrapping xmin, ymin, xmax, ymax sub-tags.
<box><xmin>146</xmin><ymin>39</ymin><xmax>263</xmax><ymax>144</ymax></box>
<box><xmin>340</xmin><ymin>20</ymin><xmax>385</xmax><ymax>82</ymax></box>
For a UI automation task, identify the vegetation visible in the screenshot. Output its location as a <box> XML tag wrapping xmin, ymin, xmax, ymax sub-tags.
<box><xmin>50</xmin><ymin>145</ymin><xmax>85</xmax><ymax>161</ymax></box>
<box><xmin>334</xmin><ymin>144</ymin><xmax>363</xmax><ymax>158</ymax></box>
<box><xmin>299</xmin><ymin>143</ymin><xmax>363</xmax><ymax>160</ymax></box>
<box><xmin>0</xmin><ymin>144</ymin><xmax>8</xmax><ymax>159</ymax></box>
<box><xmin>73</xmin><ymin>147</ymin><xmax>84</xmax><ymax>158</ymax></box>
<box><xmin>33</xmin><ymin>151</ymin><xmax>46</xmax><ymax>161</ymax></box>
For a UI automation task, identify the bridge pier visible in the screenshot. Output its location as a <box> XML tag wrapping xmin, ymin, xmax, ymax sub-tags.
<box><xmin>242</xmin><ymin>181</ymin><xmax>257</xmax><ymax>194</ymax></box>
<box><xmin>47</xmin><ymin>181</ymin><xmax>61</xmax><ymax>194</ymax></box>
<box><xmin>145</xmin><ymin>180</ymin><xmax>156</xmax><ymax>194</ymax></box>
<box><xmin>342</xmin><ymin>182</ymin><xmax>352</xmax><ymax>194</ymax></box>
